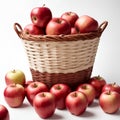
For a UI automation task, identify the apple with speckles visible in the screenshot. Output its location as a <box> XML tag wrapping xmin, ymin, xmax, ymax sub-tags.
<box><xmin>5</xmin><ymin>69</ymin><xmax>26</xmax><ymax>86</ymax></box>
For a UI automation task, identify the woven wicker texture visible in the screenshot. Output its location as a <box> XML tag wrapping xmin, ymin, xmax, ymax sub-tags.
<box><xmin>23</xmin><ymin>38</ymin><xmax>99</xmax><ymax>74</ymax></box>
<box><xmin>14</xmin><ymin>21</ymin><xmax>108</xmax><ymax>88</ymax></box>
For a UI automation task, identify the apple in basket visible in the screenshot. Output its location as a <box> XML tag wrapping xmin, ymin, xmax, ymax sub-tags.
<box><xmin>61</xmin><ymin>11</ymin><xmax>79</xmax><ymax>27</ymax></box>
<box><xmin>76</xmin><ymin>83</ymin><xmax>96</xmax><ymax>105</ymax></box>
<box><xmin>66</xmin><ymin>91</ymin><xmax>88</xmax><ymax>116</ymax></box>
<box><xmin>23</xmin><ymin>24</ymin><xmax>45</xmax><ymax>35</ymax></box>
<box><xmin>0</xmin><ymin>104</ymin><xmax>10</xmax><ymax>120</ymax></box>
<box><xmin>5</xmin><ymin>69</ymin><xmax>26</xmax><ymax>87</ymax></box>
<box><xmin>99</xmin><ymin>90</ymin><xmax>120</xmax><ymax>114</ymax></box>
<box><xmin>4</xmin><ymin>83</ymin><xmax>25</xmax><ymax>108</ymax></box>
<box><xmin>25</xmin><ymin>81</ymin><xmax>49</xmax><ymax>105</ymax></box>
<box><xmin>75</xmin><ymin>15</ymin><xmax>98</xmax><ymax>33</ymax></box>
<box><xmin>50</xmin><ymin>83</ymin><xmax>71</xmax><ymax>109</ymax></box>
<box><xmin>33</xmin><ymin>92</ymin><xmax>56</xmax><ymax>119</ymax></box>
<box><xmin>46</xmin><ymin>17</ymin><xmax>71</xmax><ymax>35</ymax></box>
<box><xmin>71</xmin><ymin>27</ymin><xmax>79</xmax><ymax>34</ymax></box>
<box><xmin>30</xmin><ymin>5</ymin><xmax>52</xmax><ymax>28</ymax></box>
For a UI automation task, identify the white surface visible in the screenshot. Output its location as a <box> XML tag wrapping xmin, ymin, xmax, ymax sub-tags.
<box><xmin>0</xmin><ymin>0</ymin><xmax>120</xmax><ymax>119</ymax></box>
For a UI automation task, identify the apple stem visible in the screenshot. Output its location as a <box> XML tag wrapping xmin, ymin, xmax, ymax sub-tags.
<box><xmin>95</xmin><ymin>75</ymin><xmax>102</xmax><ymax>80</ymax></box>
<box><xmin>113</xmin><ymin>82</ymin><xmax>116</xmax><ymax>86</ymax></box>
<box><xmin>107</xmin><ymin>90</ymin><xmax>111</xmax><ymax>95</ymax></box>
<box><xmin>56</xmin><ymin>85</ymin><xmax>61</xmax><ymax>90</ymax></box>
<box><xmin>74</xmin><ymin>92</ymin><xmax>77</xmax><ymax>97</ymax></box>
<box><xmin>82</xmin><ymin>85</ymin><xmax>86</xmax><ymax>89</ymax></box>
<box><xmin>66</xmin><ymin>12</ymin><xmax>72</xmax><ymax>16</ymax></box>
<box><xmin>43</xmin><ymin>4</ymin><xmax>45</xmax><ymax>7</ymax></box>
<box><xmin>12</xmin><ymin>69</ymin><xmax>16</xmax><ymax>73</ymax></box>
<box><xmin>32</xmin><ymin>16</ymin><xmax>37</xmax><ymax>21</ymax></box>
<box><xmin>97</xmin><ymin>75</ymin><xmax>101</xmax><ymax>79</ymax></box>
<box><xmin>42</xmin><ymin>93</ymin><xmax>46</xmax><ymax>97</ymax></box>
<box><xmin>33</xmin><ymin>83</ymin><xmax>38</xmax><ymax>88</ymax></box>
<box><xmin>56</xmin><ymin>19</ymin><xmax>62</xmax><ymax>24</ymax></box>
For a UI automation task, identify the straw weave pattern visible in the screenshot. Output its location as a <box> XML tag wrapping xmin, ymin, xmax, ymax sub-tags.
<box><xmin>23</xmin><ymin>37</ymin><xmax>99</xmax><ymax>74</ymax></box>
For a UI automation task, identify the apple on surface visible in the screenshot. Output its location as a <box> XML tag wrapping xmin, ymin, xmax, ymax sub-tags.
<box><xmin>65</xmin><ymin>91</ymin><xmax>88</xmax><ymax>116</ymax></box>
<box><xmin>89</xmin><ymin>75</ymin><xmax>106</xmax><ymax>98</ymax></box>
<box><xmin>99</xmin><ymin>91</ymin><xmax>120</xmax><ymax>114</ymax></box>
<box><xmin>30</xmin><ymin>5</ymin><xmax>52</xmax><ymax>28</ymax></box>
<box><xmin>33</xmin><ymin>92</ymin><xmax>56</xmax><ymax>119</ymax></box>
<box><xmin>24</xmin><ymin>80</ymin><xmax>33</xmax><ymax>96</ymax></box>
<box><xmin>46</xmin><ymin>17</ymin><xmax>71</xmax><ymax>35</ymax></box>
<box><xmin>75</xmin><ymin>15</ymin><xmax>98</xmax><ymax>33</ymax></box>
<box><xmin>4</xmin><ymin>84</ymin><xmax>25</xmax><ymax>108</ymax></box>
<box><xmin>0</xmin><ymin>104</ymin><xmax>10</xmax><ymax>120</ymax></box>
<box><xmin>23</xmin><ymin>24</ymin><xmax>45</xmax><ymax>35</ymax></box>
<box><xmin>24</xmin><ymin>80</ymin><xmax>33</xmax><ymax>88</ymax></box>
<box><xmin>50</xmin><ymin>83</ymin><xmax>71</xmax><ymax>109</ymax></box>
<box><xmin>25</xmin><ymin>81</ymin><xmax>49</xmax><ymax>105</ymax></box>
<box><xmin>5</xmin><ymin>69</ymin><xmax>26</xmax><ymax>86</ymax></box>
<box><xmin>61</xmin><ymin>11</ymin><xmax>79</xmax><ymax>27</ymax></box>
<box><xmin>102</xmin><ymin>83</ymin><xmax>120</xmax><ymax>94</ymax></box>
<box><xmin>76</xmin><ymin>83</ymin><xmax>96</xmax><ymax>105</ymax></box>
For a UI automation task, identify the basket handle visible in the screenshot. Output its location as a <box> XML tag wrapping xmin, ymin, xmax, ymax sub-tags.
<box><xmin>14</xmin><ymin>23</ymin><xmax>23</xmax><ymax>38</ymax></box>
<box><xmin>98</xmin><ymin>21</ymin><xmax>108</xmax><ymax>34</ymax></box>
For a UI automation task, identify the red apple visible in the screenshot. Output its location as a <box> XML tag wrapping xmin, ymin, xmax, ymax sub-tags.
<box><xmin>4</xmin><ymin>84</ymin><xmax>25</xmax><ymax>108</ymax></box>
<box><xmin>71</xmin><ymin>27</ymin><xmax>79</xmax><ymax>34</ymax></box>
<box><xmin>5</xmin><ymin>69</ymin><xmax>26</xmax><ymax>86</ymax></box>
<box><xmin>33</xmin><ymin>92</ymin><xmax>56</xmax><ymax>119</ymax></box>
<box><xmin>99</xmin><ymin>91</ymin><xmax>120</xmax><ymax>114</ymax></box>
<box><xmin>23</xmin><ymin>24</ymin><xmax>45</xmax><ymax>35</ymax></box>
<box><xmin>65</xmin><ymin>91</ymin><xmax>88</xmax><ymax>116</ymax></box>
<box><xmin>50</xmin><ymin>83</ymin><xmax>71</xmax><ymax>109</ymax></box>
<box><xmin>102</xmin><ymin>83</ymin><xmax>120</xmax><ymax>94</ymax></box>
<box><xmin>75</xmin><ymin>15</ymin><xmax>98</xmax><ymax>33</ymax></box>
<box><xmin>46</xmin><ymin>17</ymin><xmax>71</xmax><ymax>35</ymax></box>
<box><xmin>30</xmin><ymin>5</ymin><xmax>52</xmax><ymax>28</ymax></box>
<box><xmin>89</xmin><ymin>75</ymin><xmax>106</xmax><ymax>98</ymax></box>
<box><xmin>61</xmin><ymin>11</ymin><xmax>79</xmax><ymax>27</ymax></box>
<box><xmin>24</xmin><ymin>80</ymin><xmax>33</xmax><ymax>96</ymax></box>
<box><xmin>24</xmin><ymin>80</ymin><xmax>33</xmax><ymax>88</ymax></box>
<box><xmin>76</xmin><ymin>83</ymin><xmax>96</xmax><ymax>105</ymax></box>
<box><xmin>0</xmin><ymin>104</ymin><xmax>10</xmax><ymax>120</ymax></box>
<box><xmin>26</xmin><ymin>81</ymin><xmax>49</xmax><ymax>105</ymax></box>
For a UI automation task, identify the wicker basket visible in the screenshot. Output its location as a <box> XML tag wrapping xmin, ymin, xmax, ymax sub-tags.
<box><xmin>14</xmin><ymin>21</ymin><xmax>108</xmax><ymax>88</ymax></box>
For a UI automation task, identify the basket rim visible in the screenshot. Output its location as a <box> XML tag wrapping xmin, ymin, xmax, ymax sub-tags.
<box><xmin>14</xmin><ymin>21</ymin><xmax>108</xmax><ymax>42</ymax></box>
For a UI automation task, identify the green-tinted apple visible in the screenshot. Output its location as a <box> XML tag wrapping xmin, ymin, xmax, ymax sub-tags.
<box><xmin>5</xmin><ymin>69</ymin><xmax>26</xmax><ymax>86</ymax></box>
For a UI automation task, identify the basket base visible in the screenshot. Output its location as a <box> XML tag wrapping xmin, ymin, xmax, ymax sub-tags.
<box><xmin>30</xmin><ymin>67</ymin><xmax>93</xmax><ymax>89</ymax></box>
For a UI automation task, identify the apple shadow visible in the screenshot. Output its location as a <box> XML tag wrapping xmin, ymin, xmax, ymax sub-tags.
<box><xmin>88</xmin><ymin>100</ymin><xmax>99</xmax><ymax>108</ymax></box>
<box><xmin>80</xmin><ymin>111</ymin><xmax>95</xmax><ymax>118</ymax></box>
<box><xmin>115</xmin><ymin>109</ymin><xmax>120</xmax><ymax>115</ymax></box>
<box><xmin>108</xmin><ymin>109</ymin><xmax>120</xmax><ymax>116</ymax></box>
<box><xmin>47</xmin><ymin>113</ymin><xmax>64</xmax><ymax>120</ymax></box>
<box><xmin>20</xmin><ymin>103</ymin><xmax>30</xmax><ymax>108</ymax></box>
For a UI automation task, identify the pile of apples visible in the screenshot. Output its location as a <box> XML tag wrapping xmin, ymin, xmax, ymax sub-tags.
<box><xmin>1</xmin><ymin>69</ymin><xmax>120</xmax><ymax>119</ymax></box>
<box><xmin>23</xmin><ymin>4</ymin><xmax>99</xmax><ymax>36</ymax></box>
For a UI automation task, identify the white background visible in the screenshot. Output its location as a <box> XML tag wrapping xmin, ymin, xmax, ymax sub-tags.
<box><xmin>0</xmin><ymin>0</ymin><xmax>120</xmax><ymax>120</ymax></box>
